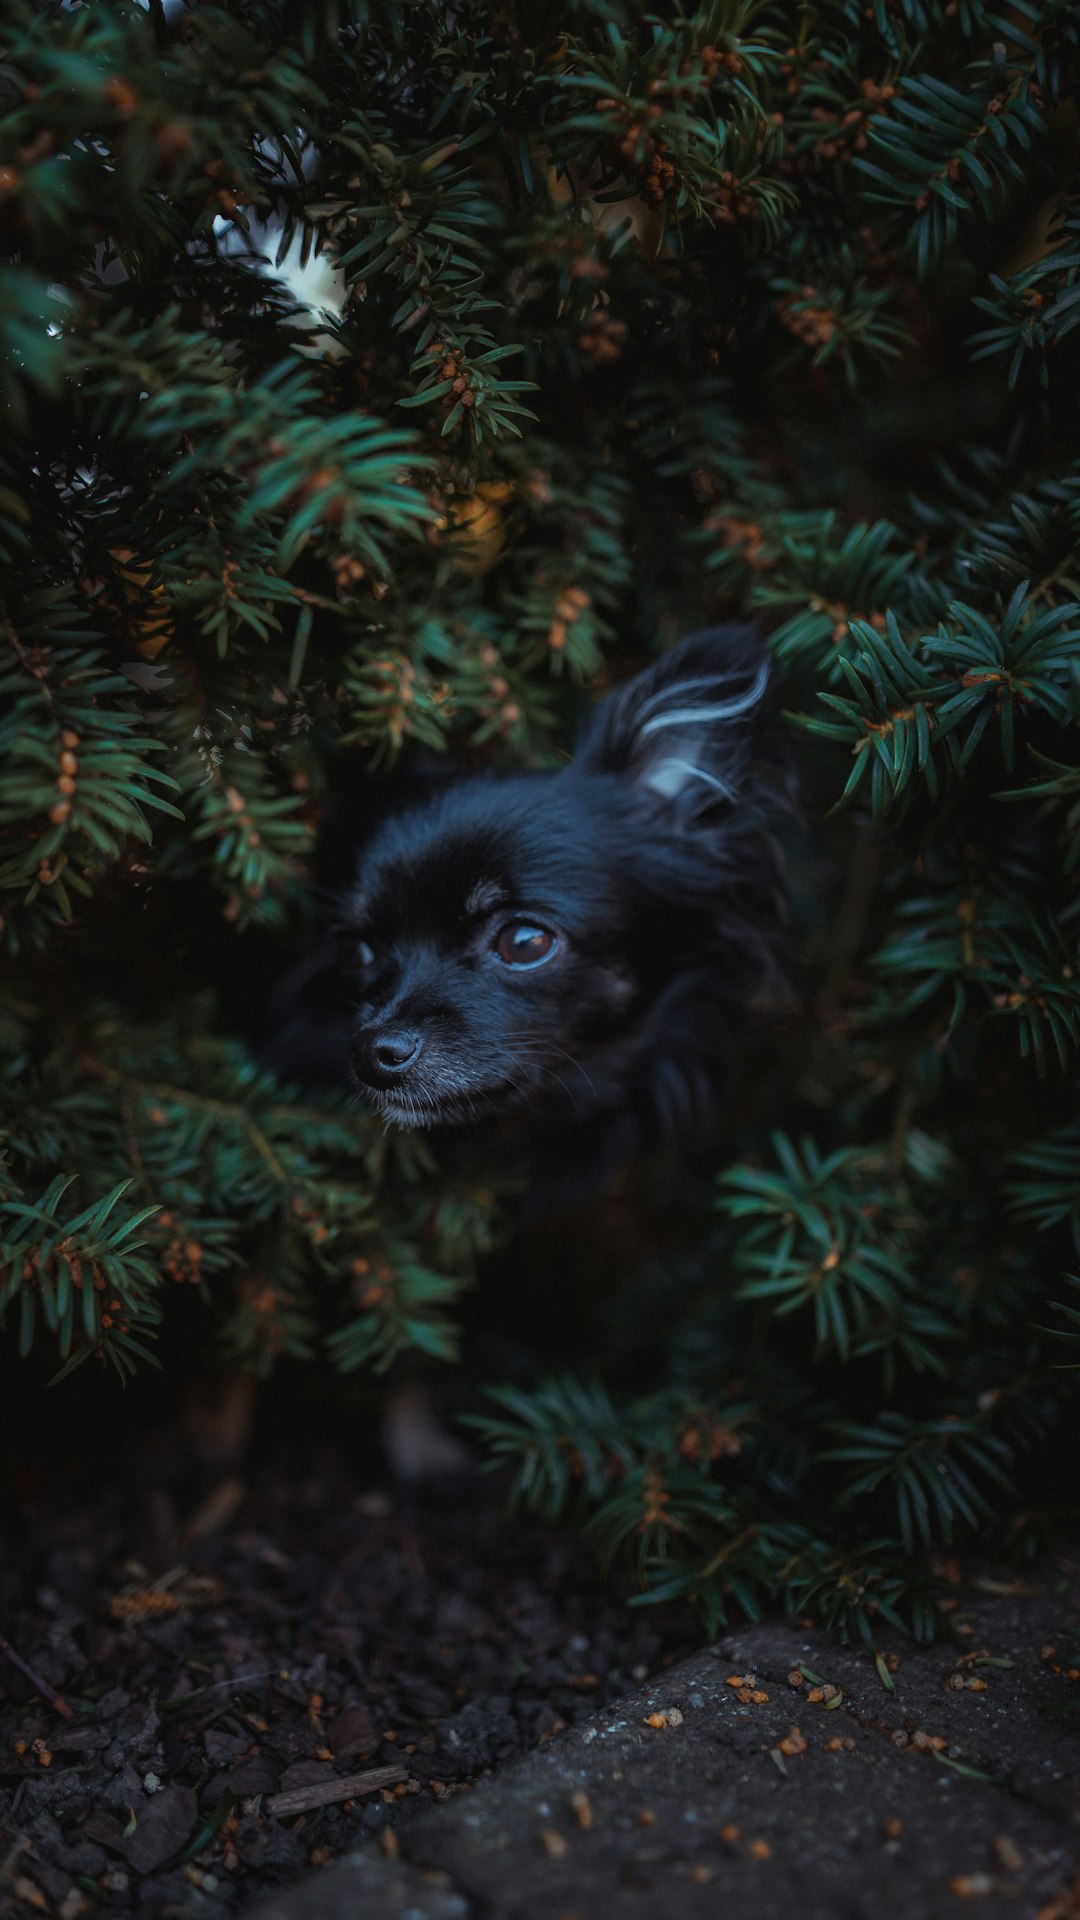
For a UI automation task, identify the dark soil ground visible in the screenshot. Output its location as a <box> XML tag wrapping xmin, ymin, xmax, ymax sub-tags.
<box><xmin>248</xmin><ymin>1573</ymin><xmax>1080</xmax><ymax>1920</ymax></box>
<box><xmin>0</xmin><ymin>1451</ymin><xmax>694</xmax><ymax>1920</ymax></box>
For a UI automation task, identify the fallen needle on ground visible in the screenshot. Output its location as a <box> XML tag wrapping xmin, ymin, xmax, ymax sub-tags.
<box><xmin>0</xmin><ymin>1636</ymin><xmax>74</xmax><ymax>1721</ymax></box>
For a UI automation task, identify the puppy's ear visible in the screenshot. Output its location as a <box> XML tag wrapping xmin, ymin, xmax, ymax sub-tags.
<box><xmin>574</xmin><ymin>624</ymin><xmax>769</xmax><ymax>814</ymax></box>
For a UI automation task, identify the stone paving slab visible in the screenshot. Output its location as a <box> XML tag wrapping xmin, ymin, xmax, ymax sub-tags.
<box><xmin>244</xmin><ymin>1569</ymin><xmax>1080</xmax><ymax>1920</ymax></box>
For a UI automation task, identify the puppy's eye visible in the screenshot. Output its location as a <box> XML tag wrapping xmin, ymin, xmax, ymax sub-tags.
<box><xmin>494</xmin><ymin>922</ymin><xmax>558</xmax><ymax>969</ymax></box>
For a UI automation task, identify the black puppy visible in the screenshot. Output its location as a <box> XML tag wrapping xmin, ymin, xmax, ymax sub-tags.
<box><xmin>265</xmin><ymin>625</ymin><xmax>788</xmax><ymax>1201</ymax></box>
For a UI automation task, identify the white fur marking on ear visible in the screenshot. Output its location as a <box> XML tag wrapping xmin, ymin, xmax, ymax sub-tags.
<box><xmin>636</xmin><ymin>672</ymin><xmax>737</xmax><ymax>726</ymax></box>
<box><xmin>643</xmin><ymin>757</ymin><xmax>737</xmax><ymax>801</ymax></box>
<box><xmin>637</xmin><ymin>661</ymin><xmax>769</xmax><ymax>741</ymax></box>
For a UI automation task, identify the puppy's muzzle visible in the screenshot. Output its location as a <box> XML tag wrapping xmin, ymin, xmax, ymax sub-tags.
<box><xmin>350</xmin><ymin>1026</ymin><xmax>423</xmax><ymax>1090</ymax></box>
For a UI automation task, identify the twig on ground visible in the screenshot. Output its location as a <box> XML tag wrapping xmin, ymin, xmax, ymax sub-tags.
<box><xmin>0</xmin><ymin>1637</ymin><xmax>74</xmax><ymax>1721</ymax></box>
<box><xmin>265</xmin><ymin>1764</ymin><xmax>408</xmax><ymax>1817</ymax></box>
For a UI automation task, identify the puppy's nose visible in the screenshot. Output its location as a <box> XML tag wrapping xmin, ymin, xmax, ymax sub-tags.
<box><xmin>374</xmin><ymin>1030</ymin><xmax>421</xmax><ymax>1072</ymax></box>
<box><xmin>351</xmin><ymin>1027</ymin><xmax>423</xmax><ymax>1089</ymax></box>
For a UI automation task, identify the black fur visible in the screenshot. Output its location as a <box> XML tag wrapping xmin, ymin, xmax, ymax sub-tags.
<box><xmin>264</xmin><ymin>626</ymin><xmax>788</xmax><ymax>1198</ymax></box>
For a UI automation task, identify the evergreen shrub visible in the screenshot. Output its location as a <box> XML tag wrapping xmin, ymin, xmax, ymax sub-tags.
<box><xmin>3</xmin><ymin>0</ymin><xmax>1080</xmax><ymax>1636</ymax></box>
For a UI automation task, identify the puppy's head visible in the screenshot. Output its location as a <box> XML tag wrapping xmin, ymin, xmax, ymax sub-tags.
<box><xmin>341</xmin><ymin>627</ymin><xmax>781</xmax><ymax>1130</ymax></box>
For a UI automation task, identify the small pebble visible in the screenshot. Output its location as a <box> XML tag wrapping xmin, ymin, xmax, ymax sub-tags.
<box><xmin>644</xmin><ymin>1707</ymin><xmax>684</xmax><ymax>1729</ymax></box>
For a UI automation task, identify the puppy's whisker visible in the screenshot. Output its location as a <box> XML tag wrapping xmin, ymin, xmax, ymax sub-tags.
<box><xmin>499</xmin><ymin>1049</ymin><xmax>589</xmax><ymax>1122</ymax></box>
<box><xmin>506</xmin><ymin>1041</ymin><xmax>599</xmax><ymax>1111</ymax></box>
